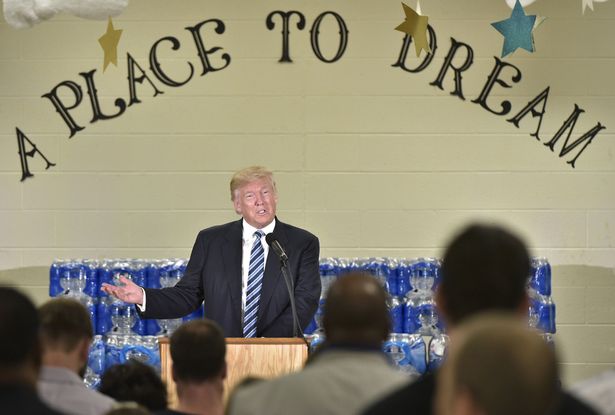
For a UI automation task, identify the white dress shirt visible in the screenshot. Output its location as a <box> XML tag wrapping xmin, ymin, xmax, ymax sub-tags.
<box><xmin>241</xmin><ymin>218</ymin><xmax>276</xmax><ymax>321</ymax></box>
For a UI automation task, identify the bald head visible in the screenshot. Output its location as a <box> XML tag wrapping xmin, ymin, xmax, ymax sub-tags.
<box><xmin>437</xmin><ymin>313</ymin><xmax>559</xmax><ymax>415</ymax></box>
<box><xmin>323</xmin><ymin>273</ymin><xmax>390</xmax><ymax>347</ymax></box>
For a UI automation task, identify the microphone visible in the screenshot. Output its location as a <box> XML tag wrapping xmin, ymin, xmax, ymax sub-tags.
<box><xmin>265</xmin><ymin>234</ymin><xmax>289</xmax><ymax>263</ymax></box>
<box><xmin>265</xmin><ymin>233</ymin><xmax>304</xmax><ymax>340</ymax></box>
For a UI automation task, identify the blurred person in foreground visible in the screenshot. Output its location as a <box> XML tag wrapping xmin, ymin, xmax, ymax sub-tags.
<box><xmin>38</xmin><ymin>298</ymin><xmax>115</xmax><ymax>415</ymax></box>
<box><xmin>0</xmin><ymin>286</ymin><xmax>63</xmax><ymax>415</ymax></box>
<box><xmin>228</xmin><ymin>272</ymin><xmax>408</xmax><ymax>415</ymax></box>
<box><xmin>570</xmin><ymin>368</ymin><xmax>615</xmax><ymax>415</ymax></box>
<box><xmin>99</xmin><ymin>360</ymin><xmax>167</xmax><ymax>412</ymax></box>
<box><xmin>105</xmin><ymin>402</ymin><xmax>151</xmax><ymax>415</ymax></box>
<box><xmin>435</xmin><ymin>313</ymin><xmax>559</xmax><ymax>415</ymax></box>
<box><xmin>103</xmin><ymin>166</ymin><xmax>321</xmax><ymax>338</ymax></box>
<box><xmin>363</xmin><ymin>223</ymin><xmax>599</xmax><ymax>415</ymax></box>
<box><xmin>156</xmin><ymin>319</ymin><xmax>226</xmax><ymax>415</ymax></box>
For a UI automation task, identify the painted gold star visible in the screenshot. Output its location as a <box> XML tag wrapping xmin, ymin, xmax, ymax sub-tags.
<box><xmin>395</xmin><ymin>2</ymin><xmax>431</xmax><ymax>57</ymax></box>
<box><xmin>98</xmin><ymin>17</ymin><xmax>123</xmax><ymax>71</ymax></box>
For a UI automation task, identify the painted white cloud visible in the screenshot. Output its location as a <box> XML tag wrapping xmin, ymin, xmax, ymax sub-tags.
<box><xmin>505</xmin><ymin>0</ymin><xmax>538</xmax><ymax>8</ymax></box>
<box><xmin>3</xmin><ymin>0</ymin><xmax>128</xmax><ymax>29</ymax></box>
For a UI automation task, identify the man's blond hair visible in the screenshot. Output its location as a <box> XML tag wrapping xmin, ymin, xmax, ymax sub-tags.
<box><xmin>230</xmin><ymin>166</ymin><xmax>276</xmax><ymax>201</ymax></box>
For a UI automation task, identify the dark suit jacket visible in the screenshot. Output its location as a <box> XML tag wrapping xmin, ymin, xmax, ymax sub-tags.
<box><xmin>0</xmin><ymin>384</ymin><xmax>65</xmax><ymax>415</ymax></box>
<box><xmin>362</xmin><ymin>372</ymin><xmax>600</xmax><ymax>415</ymax></box>
<box><xmin>141</xmin><ymin>218</ymin><xmax>321</xmax><ymax>337</ymax></box>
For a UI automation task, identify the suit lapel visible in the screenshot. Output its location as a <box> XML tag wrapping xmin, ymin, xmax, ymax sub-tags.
<box><xmin>222</xmin><ymin>220</ymin><xmax>243</xmax><ymax>321</ymax></box>
<box><xmin>257</xmin><ymin>220</ymin><xmax>288</xmax><ymax>327</ymax></box>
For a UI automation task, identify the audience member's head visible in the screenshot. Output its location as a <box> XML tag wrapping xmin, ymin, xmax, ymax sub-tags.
<box><xmin>38</xmin><ymin>297</ymin><xmax>94</xmax><ymax>376</ymax></box>
<box><xmin>0</xmin><ymin>286</ymin><xmax>41</xmax><ymax>385</ymax></box>
<box><xmin>170</xmin><ymin>319</ymin><xmax>227</xmax><ymax>385</ymax></box>
<box><xmin>323</xmin><ymin>272</ymin><xmax>390</xmax><ymax>347</ymax></box>
<box><xmin>436</xmin><ymin>313</ymin><xmax>559</xmax><ymax>415</ymax></box>
<box><xmin>437</xmin><ymin>223</ymin><xmax>531</xmax><ymax>327</ymax></box>
<box><xmin>99</xmin><ymin>361</ymin><xmax>167</xmax><ymax>412</ymax></box>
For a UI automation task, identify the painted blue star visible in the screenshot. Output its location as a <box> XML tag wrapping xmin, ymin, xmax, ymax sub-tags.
<box><xmin>491</xmin><ymin>0</ymin><xmax>537</xmax><ymax>58</ymax></box>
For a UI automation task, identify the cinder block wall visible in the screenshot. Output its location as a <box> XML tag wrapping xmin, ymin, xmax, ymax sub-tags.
<box><xmin>1</xmin><ymin>0</ymin><xmax>614</xmax><ymax>386</ymax></box>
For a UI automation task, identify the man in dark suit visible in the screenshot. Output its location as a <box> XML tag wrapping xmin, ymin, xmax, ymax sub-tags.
<box><xmin>362</xmin><ymin>224</ymin><xmax>599</xmax><ymax>415</ymax></box>
<box><xmin>103</xmin><ymin>166</ymin><xmax>321</xmax><ymax>337</ymax></box>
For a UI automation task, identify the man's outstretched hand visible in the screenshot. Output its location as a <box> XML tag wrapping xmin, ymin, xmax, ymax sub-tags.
<box><xmin>101</xmin><ymin>275</ymin><xmax>144</xmax><ymax>305</ymax></box>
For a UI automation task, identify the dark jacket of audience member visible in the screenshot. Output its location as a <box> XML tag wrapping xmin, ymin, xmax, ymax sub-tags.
<box><xmin>156</xmin><ymin>319</ymin><xmax>227</xmax><ymax>415</ymax></box>
<box><xmin>362</xmin><ymin>224</ymin><xmax>599</xmax><ymax>415</ymax></box>
<box><xmin>0</xmin><ymin>286</ymin><xmax>64</xmax><ymax>415</ymax></box>
<box><xmin>99</xmin><ymin>360</ymin><xmax>167</xmax><ymax>412</ymax></box>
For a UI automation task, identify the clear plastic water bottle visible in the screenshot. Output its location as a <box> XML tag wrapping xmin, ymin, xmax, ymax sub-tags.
<box><xmin>85</xmin><ymin>335</ymin><xmax>105</xmax><ymax>388</ymax></box>
<box><xmin>319</xmin><ymin>258</ymin><xmax>338</xmax><ymax>298</ymax></box>
<box><xmin>83</xmin><ymin>259</ymin><xmax>99</xmax><ymax>298</ymax></box>
<box><xmin>96</xmin><ymin>296</ymin><xmax>113</xmax><ymax>335</ymax></box>
<box><xmin>529</xmin><ymin>257</ymin><xmax>552</xmax><ymax>296</ymax></box>
<box><xmin>306</xmin><ymin>330</ymin><xmax>325</xmax><ymax>353</ymax></box>
<box><xmin>146</xmin><ymin>260</ymin><xmax>162</xmax><ymax>290</ymax></box>
<box><xmin>388</xmin><ymin>296</ymin><xmax>403</xmax><ymax>334</ymax></box>
<box><xmin>157</xmin><ymin>260</ymin><xmax>184</xmax><ymax>336</ymax></box>
<box><xmin>304</xmin><ymin>319</ymin><xmax>318</xmax><ymax>335</ymax></box>
<box><xmin>410</xmin><ymin>258</ymin><xmax>438</xmax><ymax>293</ymax></box>
<box><xmin>428</xmin><ymin>333</ymin><xmax>449</xmax><ymax>372</ymax></box>
<box><xmin>404</xmin><ymin>292</ymin><xmax>441</xmax><ymax>336</ymax></box>
<box><xmin>528</xmin><ymin>289</ymin><xmax>556</xmax><ymax>334</ymax></box>
<box><xmin>143</xmin><ymin>260</ymin><xmax>163</xmax><ymax>335</ymax></box>
<box><xmin>384</xmin><ymin>258</ymin><xmax>399</xmax><ymax>297</ymax></box>
<box><xmin>104</xmin><ymin>334</ymin><xmax>131</xmax><ymax>370</ymax></box>
<box><xmin>399</xmin><ymin>334</ymin><xmax>427</xmax><ymax>377</ymax></box>
<box><xmin>364</xmin><ymin>258</ymin><xmax>388</xmax><ymax>291</ymax></box>
<box><xmin>110</xmin><ymin>302</ymin><xmax>138</xmax><ymax>335</ymax></box>
<box><xmin>59</xmin><ymin>261</ymin><xmax>87</xmax><ymax>295</ymax></box>
<box><xmin>97</xmin><ymin>260</ymin><xmax>114</xmax><ymax>298</ymax></box>
<box><xmin>383</xmin><ymin>333</ymin><xmax>406</xmax><ymax>368</ymax></box>
<box><xmin>49</xmin><ymin>259</ymin><xmax>66</xmax><ymax>297</ymax></box>
<box><xmin>88</xmin><ymin>335</ymin><xmax>106</xmax><ymax>375</ymax></box>
<box><xmin>130</xmin><ymin>260</ymin><xmax>148</xmax><ymax>335</ymax></box>
<box><xmin>82</xmin><ymin>295</ymin><xmax>98</xmax><ymax>333</ymax></box>
<box><xmin>348</xmin><ymin>257</ymin><xmax>367</xmax><ymax>275</ymax></box>
<box><xmin>120</xmin><ymin>336</ymin><xmax>161</xmax><ymax>373</ymax></box>
<box><xmin>396</xmin><ymin>259</ymin><xmax>412</xmax><ymax>298</ymax></box>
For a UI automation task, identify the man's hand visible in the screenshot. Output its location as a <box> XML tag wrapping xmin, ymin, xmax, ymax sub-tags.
<box><xmin>101</xmin><ymin>276</ymin><xmax>144</xmax><ymax>305</ymax></box>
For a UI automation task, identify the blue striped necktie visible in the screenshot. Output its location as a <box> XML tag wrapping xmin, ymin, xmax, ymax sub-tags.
<box><xmin>243</xmin><ymin>230</ymin><xmax>265</xmax><ymax>338</ymax></box>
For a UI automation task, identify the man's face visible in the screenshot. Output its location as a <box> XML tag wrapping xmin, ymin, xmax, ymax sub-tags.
<box><xmin>233</xmin><ymin>178</ymin><xmax>277</xmax><ymax>229</ymax></box>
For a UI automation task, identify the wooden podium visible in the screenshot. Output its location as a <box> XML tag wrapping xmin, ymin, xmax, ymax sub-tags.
<box><xmin>159</xmin><ymin>337</ymin><xmax>308</xmax><ymax>407</ymax></box>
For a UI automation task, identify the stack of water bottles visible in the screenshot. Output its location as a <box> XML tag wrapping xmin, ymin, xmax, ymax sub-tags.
<box><xmin>49</xmin><ymin>258</ymin><xmax>204</xmax><ymax>389</ymax></box>
<box><xmin>50</xmin><ymin>255</ymin><xmax>555</xmax><ymax>385</ymax></box>
<box><xmin>305</xmin><ymin>256</ymin><xmax>556</xmax><ymax>378</ymax></box>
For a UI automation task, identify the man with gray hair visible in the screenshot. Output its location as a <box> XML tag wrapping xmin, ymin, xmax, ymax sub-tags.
<box><xmin>38</xmin><ymin>297</ymin><xmax>115</xmax><ymax>415</ymax></box>
<box><xmin>104</xmin><ymin>166</ymin><xmax>321</xmax><ymax>338</ymax></box>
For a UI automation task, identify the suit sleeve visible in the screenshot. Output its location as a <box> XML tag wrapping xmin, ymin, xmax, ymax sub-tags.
<box><xmin>294</xmin><ymin>235</ymin><xmax>321</xmax><ymax>329</ymax></box>
<box><xmin>139</xmin><ymin>232</ymin><xmax>206</xmax><ymax>319</ymax></box>
<box><xmin>266</xmin><ymin>234</ymin><xmax>321</xmax><ymax>335</ymax></box>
